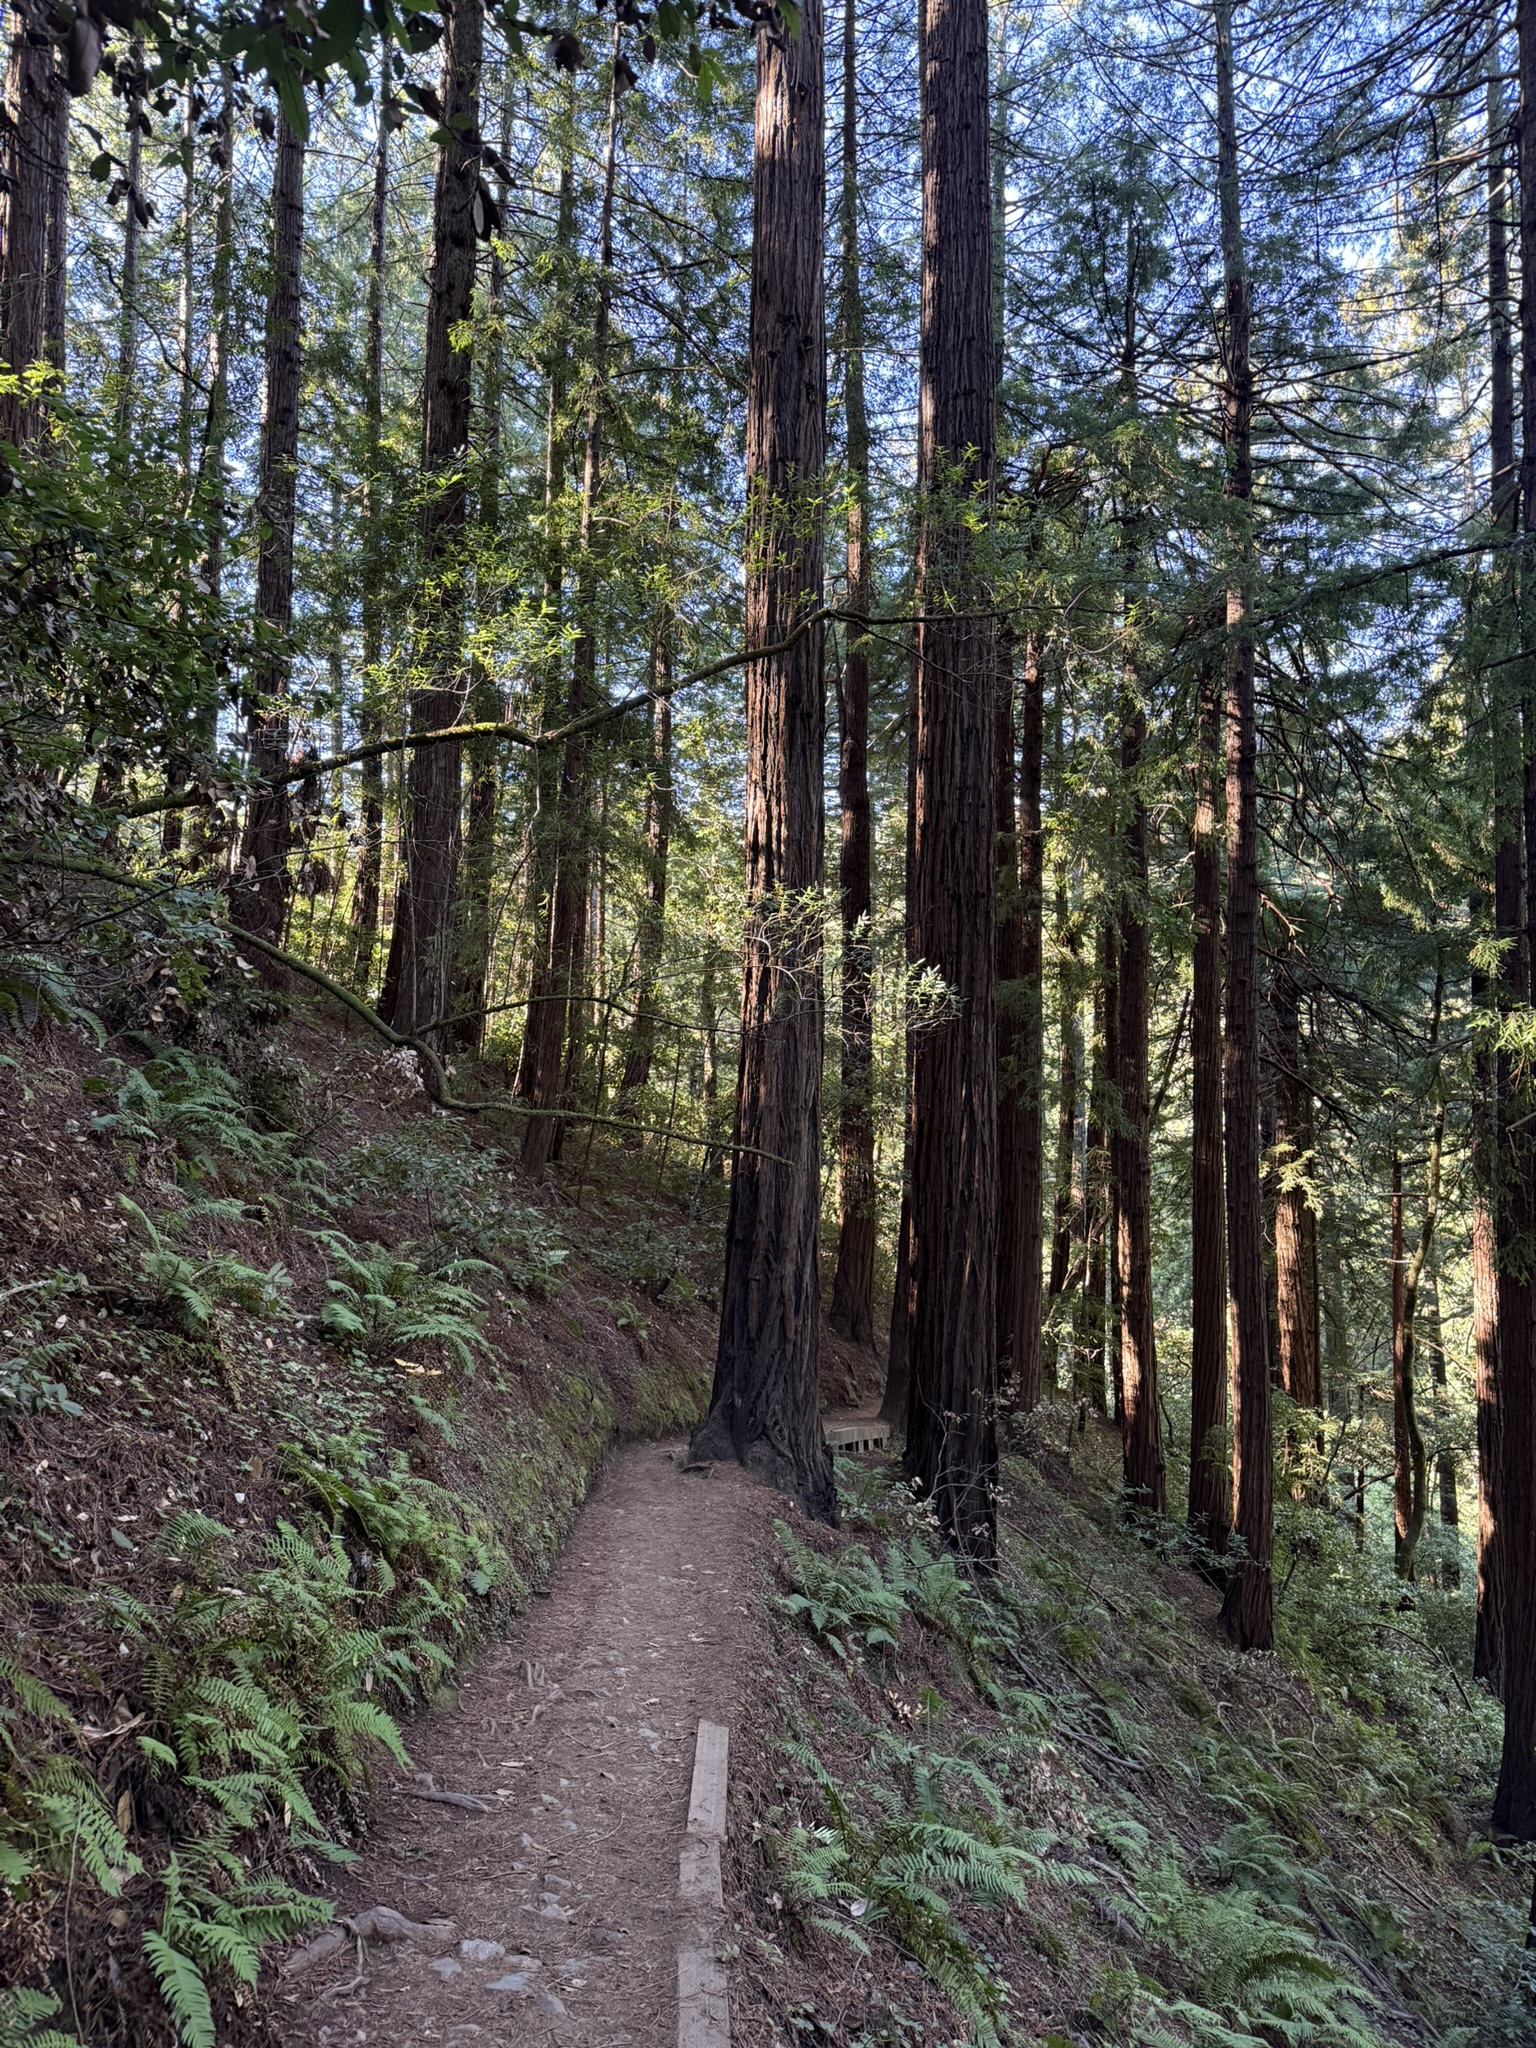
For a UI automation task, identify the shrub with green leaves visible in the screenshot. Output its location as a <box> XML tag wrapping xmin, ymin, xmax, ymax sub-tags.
<box><xmin>332</xmin><ymin>1127</ymin><xmax>568</xmax><ymax>1295</ymax></box>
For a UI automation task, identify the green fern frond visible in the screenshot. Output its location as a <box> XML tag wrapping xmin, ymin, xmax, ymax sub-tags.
<box><xmin>142</xmin><ymin>1932</ymin><xmax>215</xmax><ymax>2048</ymax></box>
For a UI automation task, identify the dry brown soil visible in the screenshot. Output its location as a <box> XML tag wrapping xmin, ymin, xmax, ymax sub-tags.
<box><xmin>272</xmin><ymin>1440</ymin><xmax>781</xmax><ymax>2048</ymax></box>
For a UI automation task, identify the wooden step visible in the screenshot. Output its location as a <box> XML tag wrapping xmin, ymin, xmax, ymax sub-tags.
<box><xmin>823</xmin><ymin>1420</ymin><xmax>891</xmax><ymax>1453</ymax></box>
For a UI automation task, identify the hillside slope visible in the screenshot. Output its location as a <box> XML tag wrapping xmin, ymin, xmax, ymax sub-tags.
<box><xmin>727</xmin><ymin>1430</ymin><xmax>1533</xmax><ymax>2047</ymax></box>
<box><xmin>0</xmin><ymin>983</ymin><xmax>720</xmax><ymax>2048</ymax></box>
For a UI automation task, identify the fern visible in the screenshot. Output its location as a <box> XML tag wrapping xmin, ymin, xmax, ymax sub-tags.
<box><xmin>0</xmin><ymin>951</ymin><xmax>102</xmax><ymax>1044</ymax></box>
<box><xmin>93</xmin><ymin>1050</ymin><xmax>290</xmax><ymax>1185</ymax></box>
<box><xmin>0</xmin><ymin>1656</ymin><xmax>75</xmax><ymax>1738</ymax></box>
<box><xmin>310</xmin><ymin>1230</ymin><xmax>491</xmax><ymax>1371</ymax></box>
<box><xmin>776</xmin><ymin>1524</ymin><xmax>907</xmax><ymax>1665</ymax></box>
<box><xmin>142</xmin><ymin>1932</ymin><xmax>215</xmax><ymax>2048</ymax></box>
<box><xmin>142</xmin><ymin>1843</ymin><xmax>329</xmax><ymax>2048</ymax></box>
<box><xmin>0</xmin><ymin>1988</ymin><xmax>85</xmax><ymax>2048</ymax></box>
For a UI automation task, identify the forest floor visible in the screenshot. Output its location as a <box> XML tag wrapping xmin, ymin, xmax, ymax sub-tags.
<box><xmin>2</xmin><ymin>966</ymin><xmax>1533</xmax><ymax>2048</ymax></box>
<box><xmin>270</xmin><ymin>1440</ymin><xmax>780</xmax><ymax>2048</ymax></box>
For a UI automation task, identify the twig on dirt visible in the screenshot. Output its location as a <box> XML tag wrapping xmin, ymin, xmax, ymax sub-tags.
<box><xmin>315</xmin><ymin>1966</ymin><xmax>366</xmax><ymax>1998</ymax></box>
<box><xmin>400</xmin><ymin>1787</ymin><xmax>492</xmax><ymax>1813</ymax></box>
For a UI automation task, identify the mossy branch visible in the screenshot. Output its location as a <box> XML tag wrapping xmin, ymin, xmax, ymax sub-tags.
<box><xmin>1</xmin><ymin>847</ymin><xmax>785</xmax><ymax>1159</ymax></box>
<box><xmin>117</xmin><ymin>606</ymin><xmax>839</xmax><ymax>820</ymax></box>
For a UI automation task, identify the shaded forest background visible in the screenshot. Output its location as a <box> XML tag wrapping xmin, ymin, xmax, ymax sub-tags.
<box><xmin>5</xmin><ymin>0</ymin><xmax>1536</xmax><ymax>2032</ymax></box>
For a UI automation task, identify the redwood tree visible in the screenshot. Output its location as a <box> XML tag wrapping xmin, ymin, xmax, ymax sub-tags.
<box><xmin>520</xmin><ymin>30</ymin><xmax>622</xmax><ymax>1171</ymax></box>
<box><xmin>382</xmin><ymin>0</ymin><xmax>483</xmax><ymax>1039</ymax></box>
<box><xmin>1214</xmin><ymin>0</ymin><xmax>1272</xmax><ymax>1652</ymax></box>
<box><xmin>1004</xmin><ymin>636</ymin><xmax>1046</xmax><ymax>1408</ymax></box>
<box><xmin>231</xmin><ymin>103</ymin><xmax>305</xmax><ymax>945</ymax></box>
<box><xmin>828</xmin><ymin>0</ymin><xmax>877</xmax><ymax>1348</ymax></box>
<box><xmin>1188</xmin><ymin>646</ymin><xmax>1229</xmax><ymax>1551</ymax></box>
<box><xmin>0</xmin><ymin>3</ymin><xmax>57</xmax><ymax>447</ymax></box>
<box><xmin>1271</xmin><ymin>967</ymin><xmax>1321</xmax><ymax>1410</ymax></box>
<box><xmin>350</xmin><ymin>37</ymin><xmax>392</xmax><ymax>989</ymax></box>
<box><xmin>904</xmin><ymin>0</ymin><xmax>1000</xmax><ymax>1562</ymax></box>
<box><xmin>689</xmin><ymin>0</ymin><xmax>834</xmax><ymax>1520</ymax></box>
<box><xmin>1493</xmin><ymin>0</ymin><xmax>1536</xmax><ymax>1838</ymax></box>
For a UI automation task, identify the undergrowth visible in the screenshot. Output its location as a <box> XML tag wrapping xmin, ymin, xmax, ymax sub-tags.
<box><xmin>757</xmin><ymin>1447</ymin><xmax>1533</xmax><ymax>2048</ymax></box>
<box><xmin>0</xmin><ymin>976</ymin><xmax>712</xmax><ymax>2046</ymax></box>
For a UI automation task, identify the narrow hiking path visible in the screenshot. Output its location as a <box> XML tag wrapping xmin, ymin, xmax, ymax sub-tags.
<box><xmin>273</xmin><ymin>1441</ymin><xmax>779</xmax><ymax>2048</ymax></box>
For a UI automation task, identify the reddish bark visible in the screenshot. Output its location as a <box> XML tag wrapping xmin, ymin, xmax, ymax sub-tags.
<box><xmin>904</xmin><ymin>0</ymin><xmax>999</xmax><ymax>1561</ymax></box>
<box><xmin>1115</xmin><ymin>696</ymin><xmax>1163</xmax><ymax>1511</ymax></box>
<box><xmin>1189</xmin><ymin>650</ymin><xmax>1229</xmax><ymax>1550</ymax></box>
<box><xmin>690</xmin><ymin>0</ymin><xmax>834</xmax><ymax>1519</ymax></box>
<box><xmin>1214</xmin><ymin>0</ymin><xmax>1272</xmax><ymax>1652</ymax></box>
<box><xmin>382</xmin><ymin>0</ymin><xmax>483</xmax><ymax>1038</ymax></box>
<box><xmin>828</xmin><ymin>0</ymin><xmax>876</xmax><ymax>1347</ymax></box>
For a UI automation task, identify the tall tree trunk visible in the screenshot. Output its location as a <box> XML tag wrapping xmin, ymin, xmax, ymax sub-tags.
<box><xmin>1473</xmin><ymin>1157</ymin><xmax>1505</xmax><ymax>1688</ymax></box>
<box><xmin>351</xmin><ymin>39</ymin><xmax>392</xmax><ymax>990</ymax></box>
<box><xmin>996</xmin><ymin>643</ymin><xmax>1027</xmax><ymax>1377</ymax></box>
<box><xmin>1424</xmin><ymin>1253</ymin><xmax>1460</xmax><ymax>1588</ymax></box>
<box><xmin>1394</xmin><ymin>980</ymin><xmax>1443</xmax><ymax>1582</ymax></box>
<box><xmin>881</xmin><ymin>467</ymin><xmax>923</xmax><ymax>1430</ymax></box>
<box><xmin>1075</xmin><ymin>922</ymin><xmax>1113</xmax><ymax>1414</ymax></box>
<box><xmin>1271</xmin><ymin>966</ymin><xmax>1321</xmax><ymax>1408</ymax></box>
<box><xmin>171</xmin><ymin>79</ymin><xmax>235</xmax><ymax>872</ymax></box>
<box><xmin>520</xmin><ymin>38</ymin><xmax>621</xmax><ymax>1173</ymax></box>
<box><xmin>162</xmin><ymin>87</ymin><xmax>200</xmax><ymax>856</ymax></box>
<box><xmin>615</xmin><ymin>659</ymin><xmax>673</xmax><ymax>1115</ymax></box>
<box><xmin>689</xmin><ymin>0</ymin><xmax>833</xmax><ymax>1521</ymax></box>
<box><xmin>1392</xmin><ymin>1142</ymin><xmax>1432</xmax><ymax>1582</ymax></box>
<box><xmin>1214</xmin><ymin>0</ymin><xmax>1272</xmax><ymax>1652</ymax></box>
<box><xmin>0</xmin><ymin>5</ymin><xmax>51</xmax><ymax>389</ymax></box>
<box><xmin>0</xmin><ymin>2</ymin><xmax>56</xmax><ymax>447</ymax></box>
<box><xmin>1495</xmin><ymin>0</ymin><xmax>1536</xmax><ymax>1839</ymax></box>
<box><xmin>447</xmin><ymin>62</ymin><xmax>516</xmax><ymax>1051</ymax></box>
<box><xmin>1114</xmin><ymin>272</ymin><xmax>1161</xmax><ymax>1509</ymax></box>
<box><xmin>115</xmin><ymin>42</ymin><xmax>144</xmax><ymax>440</ymax></box>
<box><xmin>1048</xmin><ymin>867</ymin><xmax>1079</xmax><ymax>1312</ymax></box>
<box><xmin>42</xmin><ymin>34</ymin><xmax>65</xmax><ymax>372</ymax></box>
<box><xmin>515</xmin><ymin>102</ymin><xmax>577</xmax><ymax>1101</ymax></box>
<box><xmin>829</xmin><ymin>0</ymin><xmax>877</xmax><ymax>1348</ymax></box>
<box><xmin>904</xmin><ymin>0</ymin><xmax>999</xmax><ymax>1562</ymax></box>
<box><xmin>1322</xmin><ymin>1229</ymin><xmax>1350</xmax><ymax>1418</ymax></box>
<box><xmin>231</xmin><ymin>103</ymin><xmax>305</xmax><ymax>945</ymax></box>
<box><xmin>382</xmin><ymin>0</ymin><xmax>483</xmax><ymax>1040</ymax></box>
<box><xmin>1116</xmin><ymin>691</ymin><xmax>1161</xmax><ymax>1508</ymax></box>
<box><xmin>1478</xmin><ymin>55</ymin><xmax>1518</xmax><ymax>1696</ymax></box>
<box><xmin>1189</xmin><ymin>646</ymin><xmax>1229</xmax><ymax>1547</ymax></box>
<box><xmin>175</xmin><ymin>87</ymin><xmax>195</xmax><ymax>481</ymax></box>
<box><xmin>1012</xmin><ymin>636</ymin><xmax>1046</xmax><ymax>1408</ymax></box>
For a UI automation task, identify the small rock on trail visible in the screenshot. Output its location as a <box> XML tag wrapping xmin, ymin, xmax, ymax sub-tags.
<box><xmin>273</xmin><ymin>1441</ymin><xmax>779</xmax><ymax>2046</ymax></box>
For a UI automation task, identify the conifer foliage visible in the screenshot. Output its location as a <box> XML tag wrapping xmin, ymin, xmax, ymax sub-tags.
<box><xmin>7</xmin><ymin>0</ymin><xmax>1536</xmax><ymax>1956</ymax></box>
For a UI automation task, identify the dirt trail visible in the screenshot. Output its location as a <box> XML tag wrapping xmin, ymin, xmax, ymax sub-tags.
<box><xmin>274</xmin><ymin>1442</ymin><xmax>779</xmax><ymax>2048</ymax></box>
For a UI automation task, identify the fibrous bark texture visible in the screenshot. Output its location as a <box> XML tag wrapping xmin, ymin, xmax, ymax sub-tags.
<box><xmin>690</xmin><ymin>0</ymin><xmax>834</xmax><ymax>1521</ymax></box>
<box><xmin>1271</xmin><ymin>968</ymin><xmax>1321</xmax><ymax>1410</ymax></box>
<box><xmin>1115</xmin><ymin>696</ymin><xmax>1163</xmax><ymax>1512</ymax></box>
<box><xmin>382</xmin><ymin>0</ymin><xmax>482</xmax><ymax>1040</ymax></box>
<box><xmin>0</xmin><ymin>4</ymin><xmax>57</xmax><ymax>448</ymax></box>
<box><xmin>1189</xmin><ymin>650</ymin><xmax>1229</xmax><ymax>1550</ymax></box>
<box><xmin>231</xmin><ymin>104</ymin><xmax>305</xmax><ymax>946</ymax></box>
<box><xmin>829</xmin><ymin>0</ymin><xmax>876</xmax><ymax>1348</ymax></box>
<box><xmin>902</xmin><ymin>0</ymin><xmax>999</xmax><ymax>1563</ymax></box>
<box><xmin>1214</xmin><ymin>0</ymin><xmax>1272</xmax><ymax>1652</ymax></box>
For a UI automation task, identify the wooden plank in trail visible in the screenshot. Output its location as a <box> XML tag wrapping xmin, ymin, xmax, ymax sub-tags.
<box><xmin>686</xmin><ymin>1718</ymin><xmax>730</xmax><ymax>1839</ymax></box>
<box><xmin>678</xmin><ymin>1947</ymin><xmax>731</xmax><ymax>2048</ymax></box>
<box><xmin>679</xmin><ymin>1718</ymin><xmax>731</xmax><ymax>2048</ymax></box>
